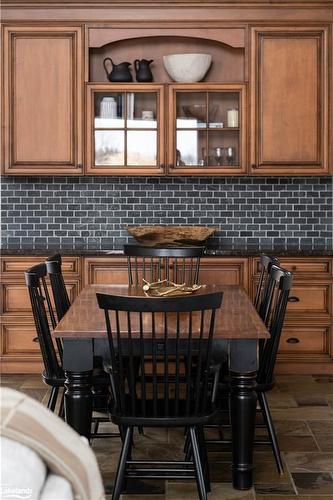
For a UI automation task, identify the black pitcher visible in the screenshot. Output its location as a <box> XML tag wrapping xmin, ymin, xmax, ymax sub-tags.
<box><xmin>103</xmin><ymin>57</ymin><xmax>132</xmax><ymax>82</ymax></box>
<box><xmin>134</xmin><ymin>59</ymin><xmax>153</xmax><ymax>82</ymax></box>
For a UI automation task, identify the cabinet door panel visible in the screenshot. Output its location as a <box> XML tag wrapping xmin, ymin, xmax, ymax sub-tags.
<box><xmin>199</xmin><ymin>257</ymin><xmax>248</xmax><ymax>290</ymax></box>
<box><xmin>3</xmin><ymin>27</ymin><xmax>83</xmax><ymax>174</ymax></box>
<box><xmin>1</xmin><ymin>322</ymin><xmax>40</xmax><ymax>357</ymax></box>
<box><xmin>250</xmin><ymin>27</ymin><xmax>329</xmax><ymax>174</ymax></box>
<box><xmin>84</xmin><ymin>257</ymin><xmax>129</xmax><ymax>285</ymax></box>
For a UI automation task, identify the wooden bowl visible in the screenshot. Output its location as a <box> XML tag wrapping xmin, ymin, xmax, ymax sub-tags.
<box><xmin>125</xmin><ymin>225</ymin><xmax>216</xmax><ymax>247</ymax></box>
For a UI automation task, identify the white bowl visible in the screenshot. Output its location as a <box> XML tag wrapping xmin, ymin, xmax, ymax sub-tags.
<box><xmin>163</xmin><ymin>53</ymin><xmax>212</xmax><ymax>83</ymax></box>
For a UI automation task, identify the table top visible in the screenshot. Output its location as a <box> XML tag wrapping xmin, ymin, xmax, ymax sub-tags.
<box><xmin>53</xmin><ymin>284</ymin><xmax>269</xmax><ymax>340</ymax></box>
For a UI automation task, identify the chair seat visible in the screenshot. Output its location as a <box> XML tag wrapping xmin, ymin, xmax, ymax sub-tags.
<box><xmin>109</xmin><ymin>396</ymin><xmax>217</xmax><ymax>427</ymax></box>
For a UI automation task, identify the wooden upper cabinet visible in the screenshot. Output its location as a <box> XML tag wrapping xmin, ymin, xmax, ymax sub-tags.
<box><xmin>250</xmin><ymin>26</ymin><xmax>330</xmax><ymax>174</ymax></box>
<box><xmin>2</xmin><ymin>26</ymin><xmax>83</xmax><ymax>174</ymax></box>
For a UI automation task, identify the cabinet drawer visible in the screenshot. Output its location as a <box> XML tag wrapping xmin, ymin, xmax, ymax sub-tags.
<box><xmin>1</xmin><ymin>281</ymin><xmax>80</xmax><ymax>315</ymax></box>
<box><xmin>286</xmin><ymin>284</ymin><xmax>332</xmax><ymax>318</ymax></box>
<box><xmin>1</xmin><ymin>256</ymin><xmax>80</xmax><ymax>276</ymax></box>
<box><xmin>252</xmin><ymin>257</ymin><xmax>333</xmax><ymax>279</ymax></box>
<box><xmin>280</xmin><ymin>325</ymin><xmax>330</xmax><ymax>354</ymax></box>
<box><xmin>1</xmin><ymin>320</ymin><xmax>40</xmax><ymax>358</ymax></box>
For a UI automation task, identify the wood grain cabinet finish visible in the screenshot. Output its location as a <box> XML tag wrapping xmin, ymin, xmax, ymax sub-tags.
<box><xmin>0</xmin><ymin>256</ymin><xmax>81</xmax><ymax>372</ymax></box>
<box><xmin>83</xmin><ymin>256</ymin><xmax>249</xmax><ymax>290</ymax></box>
<box><xmin>2</xmin><ymin>26</ymin><xmax>83</xmax><ymax>174</ymax></box>
<box><xmin>198</xmin><ymin>257</ymin><xmax>249</xmax><ymax>291</ymax></box>
<box><xmin>250</xmin><ymin>26</ymin><xmax>330</xmax><ymax>174</ymax></box>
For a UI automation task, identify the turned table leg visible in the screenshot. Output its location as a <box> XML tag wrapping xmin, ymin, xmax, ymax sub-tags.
<box><xmin>63</xmin><ymin>339</ymin><xmax>94</xmax><ymax>440</ymax></box>
<box><xmin>229</xmin><ymin>339</ymin><xmax>258</xmax><ymax>490</ymax></box>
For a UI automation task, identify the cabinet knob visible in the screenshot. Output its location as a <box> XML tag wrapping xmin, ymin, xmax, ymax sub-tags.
<box><xmin>288</xmin><ymin>296</ymin><xmax>300</xmax><ymax>302</ymax></box>
<box><xmin>251</xmin><ymin>164</ymin><xmax>258</xmax><ymax>169</ymax></box>
<box><xmin>286</xmin><ymin>337</ymin><xmax>300</xmax><ymax>344</ymax></box>
<box><xmin>292</xmin><ymin>266</ymin><xmax>297</xmax><ymax>271</ymax></box>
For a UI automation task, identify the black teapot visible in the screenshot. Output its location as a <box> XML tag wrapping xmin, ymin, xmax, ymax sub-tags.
<box><xmin>134</xmin><ymin>59</ymin><xmax>153</xmax><ymax>82</ymax></box>
<box><xmin>103</xmin><ymin>57</ymin><xmax>132</xmax><ymax>82</ymax></box>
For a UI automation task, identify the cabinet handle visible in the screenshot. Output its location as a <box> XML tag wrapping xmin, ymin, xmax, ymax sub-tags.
<box><xmin>288</xmin><ymin>296</ymin><xmax>300</xmax><ymax>302</ymax></box>
<box><xmin>77</xmin><ymin>163</ymin><xmax>83</xmax><ymax>168</ymax></box>
<box><xmin>33</xmin><ymin>337</ymin><xmax>39</xmax><ymax>343</ymax></box>
<box><xmin>291</xmin><ymin>266</ymin><xmax>297</xmax><ymax>271</ymax></box>
<box><xmin>251</xmin><ymin>164</ymin><xmax>258</xmax><ymax>169</ymax></box>
<box><xmin>286</xmin><ymin>337</ymin><xmax>300</xmax><ymax>344</ymax></box>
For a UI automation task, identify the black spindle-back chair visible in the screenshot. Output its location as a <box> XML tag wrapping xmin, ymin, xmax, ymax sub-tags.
<box><xmin>45</xmin><ymin>254</ymin><xmax>71</xmax><ymax>322</ymax></box>
<box><xmin>97</xmin><ymin>291</ymin><xmax>223</xmax><ymax>500</ymax></box>
<box><xmin>123</xmin><ymin>245</ymin><xmax>205</xmax><ymax>286</ymax></box>
<box><xmin>45</xmin><ymin>253</ymin><xmax>117</xmax><ymax>437</ymax></box>
<box><xmin>254</xmin><ymin>254</ymin><xmax>280</xmax><ymax>311</ymax></box>
<box><xmin>206</xmin><ymin>265</ymin><xmax>293</xmax><ymax>475</ymax></box>
<box><xmin>25</xmin><ymin>263</ymin><xmax>64</xmax><ymax>412</ymax></box>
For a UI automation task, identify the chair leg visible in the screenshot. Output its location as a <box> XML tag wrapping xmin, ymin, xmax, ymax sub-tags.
<box><xmin>58</xmin><ymin>391</ymin><xmax>65</xmax><ymax>419</ymax></box>
<box><xmin>258</xmin><ymin>392</ymin><xmax>284</xmax><ymax>475</ymax></box>
<box><xmin>47</xmin><ymin>387</ymin><xmax>59</xmax><ymax>412</ymax></box>
<box><xmin>92</xmin><ymin>419</ymin><xmax>99</xmax><ymax>435</ymax></box>
<box><xmin>197</xmin><ymin>426</ymin><xmax>211</xmax><ymax>493</ymax></box>
<box><xmin>112</xmin><ymin>427</ymin><xmax>133</xmax><ymax>500</ymax></box>
<box><xmin>189</xmin><ymin>427</ymin><xmax>207</xmax><ymax>500</ymax></box>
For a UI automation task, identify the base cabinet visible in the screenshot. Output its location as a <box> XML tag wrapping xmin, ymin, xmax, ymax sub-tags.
<box><xmin>1</xmin><ymin>254</ymin><xmax>332</xmax><ymax>373</ymax></box>
<box><xmin>251</xmin><ymin>257</ymin><xmax>333</xmax><ymax>373</ymax></box>
<box><xmin>0</xmin><ymin>256</ymin><xmax>81</xmax><ymax>373</ymax></box>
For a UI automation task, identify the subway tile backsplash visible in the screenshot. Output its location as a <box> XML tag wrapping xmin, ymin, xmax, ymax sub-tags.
<box><xmin>1</xmin><ymin>176</ymin><xmax>332</xmax><ymax>250</ymax></box>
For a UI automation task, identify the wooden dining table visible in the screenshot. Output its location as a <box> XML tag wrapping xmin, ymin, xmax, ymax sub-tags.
<box><xmin>53</xmin><ymin>283</ymin><xmax>269</xmax><ymax>491</ymax></box>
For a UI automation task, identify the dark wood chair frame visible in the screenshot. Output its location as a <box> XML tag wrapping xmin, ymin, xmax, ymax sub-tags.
<box><xmin>97</xmin><ymin>290</ymin><xmax>223</xmax><ymax>500</ymax></box>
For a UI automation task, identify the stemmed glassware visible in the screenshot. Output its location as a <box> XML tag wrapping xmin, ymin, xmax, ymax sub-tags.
<box><xmin>212</xmin><ymin>147</ymin><xmax>236</xmax><ymax>166</ymax></box>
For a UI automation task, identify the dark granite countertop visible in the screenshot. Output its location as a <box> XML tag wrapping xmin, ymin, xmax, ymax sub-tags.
<box><xmin>1</xmin><ymin>243</ymin><xmax>332</xmax><ymax>257</ymax></box>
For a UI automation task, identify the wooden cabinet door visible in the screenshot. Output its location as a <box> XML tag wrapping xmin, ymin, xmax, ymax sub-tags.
<box><xmin>86</xmin><ymin>84</ymin><xmax>165</xmax><ymax>175</ymax></box>
<box><xmin>168</xmin><ymin>83</ymin><xmax>247</xmax><ymax>175</ymax></box>
<box><xmin>2</xmin><ymin>26</ymin><xmax>83</xmax><ymax>174</ymax></box>
<box><xmin>250</xmin><ymin>26</ymin><xmax>329</xmax><ymax>174</ymax></box>
<box><xmin>83</xmin><ymin>257</ymin><xmax>129</xmax><ymax>285</ymax></box>
<box><xmin>199</xmin><ymin>257</ymin><xmax>249</xmax><ymax>291</ymax></box>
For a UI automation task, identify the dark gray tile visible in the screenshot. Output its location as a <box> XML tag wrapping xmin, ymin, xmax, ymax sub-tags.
<box><xmin>292</xmin><ymin>472</ymin><xmax>333</xmax><ymax>495</ymax></box>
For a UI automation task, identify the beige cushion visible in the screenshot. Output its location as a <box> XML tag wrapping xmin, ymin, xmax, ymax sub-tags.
<box><xmin>1</xmin><ymin>388</ymin><xmax>105</xmax><ymax>500</ymax></box>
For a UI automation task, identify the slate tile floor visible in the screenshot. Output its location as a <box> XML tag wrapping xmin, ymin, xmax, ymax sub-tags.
<box><xmin>2</xmin><ymin>374</ymin><xmax>333</xmax><ymax>499</ymax></box>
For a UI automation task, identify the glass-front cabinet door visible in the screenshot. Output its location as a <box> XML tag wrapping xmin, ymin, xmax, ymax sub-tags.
<box><xmin>86</xmin><ymin>84</ymin><xmax>165</xmax><ymax>174</ymax></box>
<box><xmin>168</xmin><ymin>84</ymin><xmax>246</xmax><ymax>174</ymax></box>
